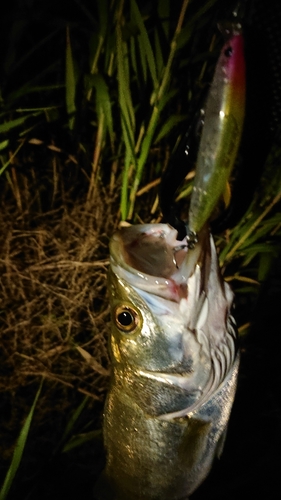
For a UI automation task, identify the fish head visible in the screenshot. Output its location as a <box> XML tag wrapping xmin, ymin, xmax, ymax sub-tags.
<box><xmin>109</xmin><ymin>224</ymin><xmax>203</xmax><ymax>370</ymax></box>
<box><xmin>108</xmin><ymin>223</ymin><xmax>236</xmax><ymax>417</ymax></box>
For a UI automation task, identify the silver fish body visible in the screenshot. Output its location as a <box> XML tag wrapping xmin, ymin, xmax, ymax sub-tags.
<box><xmin>101</xmin><ymin>224</ymin><xmax>239</xmax><ymax>500</ymax></box>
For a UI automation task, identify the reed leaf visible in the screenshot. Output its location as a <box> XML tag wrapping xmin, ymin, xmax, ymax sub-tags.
<box><xmin>258</xmin><ymin>251</ymin><xmax>278</xmax><ymax>282</ymax></box>
<box><xmin>62</xmin><ymin>429</ymin><xmax>102</xmax><ymax>453</ymax></box>
<box><xmin>239</xmin><ymin>215</ymin><xmax>281</xmax><ymax>250</ymax></box>
<box><xmin>155</xmin><ymin>114</ymin><xmax>188</xmax><ymax>143</ymax></box>
<box><xmin>154</xmin><ymin>30</ymin><xmax>165</xmax><ymax>79</ymax></box>
<box><xmin>5</xmin><ymin>29</ymin><xmax>59</xmax><ymax>77</ymax></box>
<box><xmin>177</xmin><ymin>0</ymin><xmax>218</xmax><ymax>49</ymax></box>
<box><xmin>0</xmin><ymin>141</ymin><xmax>25</xmax><ymax>175</ymax></box>
<box><xmin>158</xmin><ymin>0</ymin><xmax>170</xmax><ymax>39</ymax></box>
<box><xmin>65</xmin><ymin>27</ymin><xmax>77</xmax><ymax>130</ymax></box>
<box><xmin>96</xmin><ymin>0</ymin><xmax>109</xmax><ymax>41</ymax></box>
<box><xmin>53</xmin><ymin>396</ymin><xmax>90</xmax><ymax>454</ymax></box>
<box><xmin>87</xmin><ymin>74</ymin><xmax>114</xmax><ymax>150</ymax></box>
<box><xmin>130</xmin><ymin>0</ymin><xmax>158</xmax><ymax>88</ymax></box>
<box><xmin>116</xmin><ymin>14</ymin><xmax>135</xmax><ymax>143</ymax></box>
<box><xmin>127</xmin><ymin>0</ymin><xmax>190</xmax><ymax>219</ymax></box>
<box><xmin>0</xmin><ymin>140</ymin><xmax>9</xmax><ymax>151</ymax></box>
<box><xmin>0</xmin><ymin>380</ymin><xmax>43</xmax><ymax>500</ymax></box>
<box><xmin>220</xmin><ymin>192</ymin><xmax>281</xmax><ymax>266</ymax></box>
<box><xmin>121</xmin><ymin>145</ymin><xmax>135</xmax><ymax>220</ymax></box>
<box><xmin>87</xmin><ymin>0</ymin><xmax>109</xmax><ymax>86</ymax></box>
<box><xmin>0</xmin><ymin>112</ymin><xmax>41</xmax><ymax>134</ymax></box>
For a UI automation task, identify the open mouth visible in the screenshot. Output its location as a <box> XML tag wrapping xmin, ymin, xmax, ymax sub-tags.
<box><xmin>110</xmin><ymin>224</ymin><xmax>205</xmax><ymax>302</ymax></box>
<box><xmin>112</xmin><ymin>224</ymin><xmax>188</xmax><ymax>278</ymax></box>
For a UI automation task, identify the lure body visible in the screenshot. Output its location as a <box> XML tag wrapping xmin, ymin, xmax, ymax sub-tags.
<box><xmin>189</xmin><ymin>26</ymin><xmax>246</xmax><ymax>234</ymax></box>
<box><xmin>100</xmin><ymin>224</ymin><xmax>239</xmax><ymax>500</ymax></box>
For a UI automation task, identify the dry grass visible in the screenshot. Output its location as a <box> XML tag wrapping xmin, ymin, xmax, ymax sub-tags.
<box><xmin>0</xmin><ymin>171</ymin><xmax>121</xmax><ymax>465</ymax></box>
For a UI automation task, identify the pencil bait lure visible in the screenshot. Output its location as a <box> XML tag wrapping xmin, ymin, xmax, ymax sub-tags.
<box><xmin>189</xmin><ymin>24</ymin><xmax>246</xmax><ymax>235</ymax></box>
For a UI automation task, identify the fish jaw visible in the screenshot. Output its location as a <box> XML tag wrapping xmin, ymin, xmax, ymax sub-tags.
<box><xmin>189</xmin><ymin>27</ymin><xmax>246</xmax><ymax>234</ymax></box>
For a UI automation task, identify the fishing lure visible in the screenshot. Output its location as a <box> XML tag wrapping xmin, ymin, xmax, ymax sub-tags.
<box><xmin>189</xmin><ymin>23</ymin><xmax>246</xmax><ymax>235</ymax></box>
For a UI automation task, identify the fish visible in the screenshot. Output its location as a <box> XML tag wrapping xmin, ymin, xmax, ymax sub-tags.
<box><xmin>98</xmin><ymin>223</ymin><xmax>239</xmax><ymax>500</ymax></box>
<box><xmin>189</xmin><ymin>23</ymin><xmax>246</xmax><ymax>235</ymax></box>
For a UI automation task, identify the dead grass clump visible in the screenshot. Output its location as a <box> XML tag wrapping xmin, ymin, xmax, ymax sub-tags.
<box><xmin>0</xmin><ymin>186</ymin><xmax>119</xmax><ymax>462</ymax></box>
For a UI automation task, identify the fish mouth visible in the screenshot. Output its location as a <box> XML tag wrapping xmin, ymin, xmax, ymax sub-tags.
<box><xmin>110</xmin><ymin>224</ymin><xmax>206</xmax><ymax>302</ymax></box>
<box><xmin>114</xmin><ymin>224</ymin><xmax>187</xmax><ymax>278</ymax></box>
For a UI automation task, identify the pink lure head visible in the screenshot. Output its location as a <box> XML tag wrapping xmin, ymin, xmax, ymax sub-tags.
<box><xmin>218</xmin><ymin>23</ymin><xmax>245</xmax><ymax>102</ymax></box>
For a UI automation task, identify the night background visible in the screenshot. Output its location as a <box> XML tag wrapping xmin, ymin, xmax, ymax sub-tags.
<box><xmin>0</xmin><ymin>0</ymin><xmax>280</xmax><ymax>498</ymax></box>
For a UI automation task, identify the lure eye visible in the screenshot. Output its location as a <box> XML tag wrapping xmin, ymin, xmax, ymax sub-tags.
<box><xmin>114</xmin><ymin>306</ymin><xmax>140</xmax><ymax>333</ymax></box>
<box><xmin>224</xmin><ymin>46</ymin><xmax>233</xmax><ymax>57</ymax></box>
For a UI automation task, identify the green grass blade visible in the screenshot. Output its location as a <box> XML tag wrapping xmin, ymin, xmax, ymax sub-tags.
<box><xmin>0</xmin><ymin>380</ymin><xmax>43</xmax><ymax>500</ymax></box>
<box><xmin>130</xmin><ymin>36</ymin><xmax>139</xmax><ymax>83</ymax></box>
<box><xmin>53</xmin><ymin>396</ymin><xmax>90</xmax><ymax>454</ymax></box>
<box><xmin>65</xmin><ymin>27</ymin><xmax>77</xmax><ymax>130</ymax></box>
<box><xmin>154</xmin><ymin>30</ymin><xmax>164</xmax><ymax>79</ymax></box>
<box><xmin>0</xmin><ymin>112</ymin><xmax>41</xmax><ymax>134</ymax></box>
<box><xmin>116</xmin><ymin>19</ymin><xmax>135</xmax><ymax>142</ymax></box>
<box><xmin>87</xmin><ymin>0</ymin><xmax>109</xmax><ymax>83</ymax></box>
<box><xmin>5</xmin><ymin>65</ymin><xmax>63</xmax><ymax>103</ymax></box>
<box><xmin>96</xmin><ymin>0</ymin><xmax>108</xmax><ymax>40</ymax></box>
<box><xmin>154</xmin><ymin>114</ymin><xmax>187</xmax><ymax>143</ymax></box>
<box><xmin>137</xmin><ymin>33</ymin><xmax>148</xmax><ymax>83</ymax></box>
<box><xmin>158</xmin><ymin>0</ymin><xmax>170</xmax><ymax>39</ymax></box>
<box><xmin>258</xmin><ymin>251</ymin><xmax>277</xmax><ymax>282</ymax></box>
<box><xmin>121</xmin><ymin>147</ymin><xmax>134</xmax><ymax>220</ymax></box>
<box><xmin>239</xmin><ymin>215</ymin><xmax>281</xmax><ymax>250</ymax></box>
<box><xmin>130</xmin><ymin>0</ymin><xmax>158</xmax><ymax>87</ymax></box>
<box><xmin>220</xmin><ymin>191</ymin><xmax>281</xmax><ymax>266</ymax></box>
<box><xmin>5</xmin><ymin>28</ymin><xmax>59</xmax><ymax>76</ymax></box>
<box><xmin>116</xmin><ymin>4</ymin><xmax>138</xmax><ymax>218</ymax></box>
<box><xmin>61</xmin><ymin>396</ymin><xmax>90</xmax><ymax>444</ymax></box>
<box><xmin>127</xmin><ymin>0</ymin><xmax>190</xmax><ymax>218</ymax></box>
<box><xmin>0</xmin><ymin>140</ymin><xmax>9</xmax><ymax>151</ymax></box>
<box><xmin>128</xmin><ymin>106</ymin><xmax>160</xmax><ymax>219</ymax></box>
<box><xmin>62</xmin><ymin>429</ymin><xmax>102</xmax><ymax>453</ymax></box>
<box><xmin>87</xmin><ymin>74</ymin><xmax>114</xmax><ymax>150</ymax></box>
<box><xmin>0</xmin><ymin>141</ymin><xmax>25</xmax><ymax>175</ymax></box>
<box><xmin>177</xmin><ymin>0</ymin><xmax>218</xmax><ymax>49</ymax></box>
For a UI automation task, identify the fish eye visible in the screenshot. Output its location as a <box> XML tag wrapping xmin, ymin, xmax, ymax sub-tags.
<box><xmin>224</xmin><ymin>46</ymin><xmax>233</xmax><ymax>57</ymax></box>
<box><xmin>114</xmin><ymin>305</ymin><xmax>140</xmax><ymax>333</ymax></box>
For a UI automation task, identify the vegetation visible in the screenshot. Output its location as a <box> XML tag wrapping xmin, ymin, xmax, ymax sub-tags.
<box><xmin>0</xmin><ymin>0</ymin><xmax>280</xmax><ymax>498</ymax></box>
